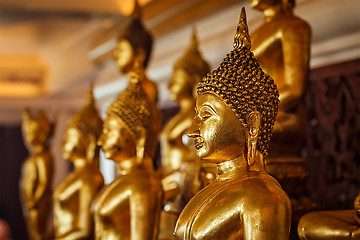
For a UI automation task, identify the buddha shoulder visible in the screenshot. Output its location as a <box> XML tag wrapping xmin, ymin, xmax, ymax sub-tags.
<box><xmin>175</xmin><ymin>174</ymin><xmax>290</xmax><ymax>239</ymax></box>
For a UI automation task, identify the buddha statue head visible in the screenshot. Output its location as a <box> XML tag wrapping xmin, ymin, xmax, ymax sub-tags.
<box><xmin>22</xmin><ymin>108</ymin><xmax>52</xmax><ymax>153</ymax></box>
<box><xmin>250</xmin><ymin>0</ymin><xmax>295</xmax><ymax>11</ymax></box>
<box><xmin>169</xmin><ymin>28</ymin><xmax>210</xmax><ymax>102</ymax></box>
<box><xmin>62</xmin><ymin>86</ymin><xmax>103</xmax><ymax>163</ymax></box>
<box><xmin>98</xmin><ymin>67</ymin><xmax>161</xmax><ymax>164</ymax></box>
<box><xmin>355</xmin><ymin>194</ymin><xmax>360</xmax><ymax>217</ymax></box>
<box><xmin>113</xmin><ymin>2</ymin><xmax>153</xmax><ymax>73</ymax></box>
<box><xmin>189</xmin><ymin>8</ymin><xmax>279</xmax><ymax>166</ymax></box>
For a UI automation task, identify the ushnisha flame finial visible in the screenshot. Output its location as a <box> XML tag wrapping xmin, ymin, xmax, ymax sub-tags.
<box><xmin>233</xmin><ymin>7</ymin><xmax>251</xmax><ymax>50</ymax></box>
<box><xmin>67</xmin><ymin>84</ymin><xmax>103</xmax><ymax>140</ymax></box>
<box><xmin>86</xmin><ymin>82</ymin><xmax>95</xmax><ymax>105</ymax></box>
<box><xmin>190</xmin><ymin>26</ymin><xmax>198</xmax><ymax>50</ymax></box>
<box><xmin>197</xmin><ymin>6</ymin><xmax>279</xmax><ymax>157</ymax></box>
<box><xmin>132</xmin><ymin>0</ymin><xmax>141</xmax><ymax>18</ymax></box>
<box><xmin>173</xmin><ymin>27</ymin><xmax>210</xmax><ymax>87</ymax></box>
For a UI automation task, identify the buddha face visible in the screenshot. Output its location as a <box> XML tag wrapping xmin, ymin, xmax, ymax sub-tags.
<box><xmin>355</xmin><ymin>194</ymin><xmax>360</xmax><ymax>213</ymax></box>
<box><xmin>188</xmin><ymin>93</ymin><xmax>245</xmax><ymax>164</ymax></box>
<box><xmin>62</xmin><ymin>127</ymin><xmax>86</xmax><ymax>161</ymax></box>
<box><xmin>169</xmin><ymin>68</ymin><xmax>192</xmax><ymax>101</ymax></box>
<box><xmin>98</xmin><ymin>116</ymin><xmax>136</xmax><ymax>162</ymax></box>
<box><xmin>22</xmin><ymin>118</ymin><xmax>48</xmax><ymax>149</ymax></box>
<box><xmin>113</xmin><ymin>39</ymin><xmax>135</xmax><ymax>73</ymax></box>
<box><xmin>249</xmin><ymin>0</ymin><xmax>281</xmax><ymax>10</ymax></box>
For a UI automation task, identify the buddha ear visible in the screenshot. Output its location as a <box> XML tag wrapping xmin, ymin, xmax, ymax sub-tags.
<box><xmin>246</xmin><ymin>111</ymin><xmax>261</xmax><ymax>166</ymax></box>
<box><xmin>86</xmin><ymin>135</ymin><xmax>96</xmax><ymax>162</ymax></box>
<box><xmin>135</xmin><ymin>48</ymin><xmax>146</xmax><ymax>65</ymax></box>
<box><xmin>135</xmin><ymin>127</ymin><xmax>146</xmax><ymax>164</ymax></box>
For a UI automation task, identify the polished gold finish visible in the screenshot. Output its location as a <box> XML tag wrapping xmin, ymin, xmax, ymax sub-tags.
<box><xmin>53</xmin><ymin>86</ymin><xmax>104</xmax><ymax>240</ymax></box>
<box><xmin>20</xmin><ymin>108</ymin><xmax>53</xmax><ymax>240</ymax></box>
<box><xmin>161</xmin><ymin>28</ymin><xmax>210</xmax><ymax>177</ymax></box>
<box><xmin>113</xmin><ymin>2</ymin><xmax>158</xmax><ymax>102</ymax></box>
<box><xmin>174</xmin><ymin>8</ymin><xmax>291</xmax><ymax>239</ymax></box>
<box><xmin>298</xmin><ymin>194</ymin><xmax>360</xmax><ymax>239</ymax></box>
<box><xmin>250</xmin><ymin>0</ymin><xmax>311</xmax><ymax>157</ymax></box>
<box><xmin>158</xmin><ymin>29</ymin><xmax>210</xmax><ymax>239</ymax></box>
<box><xmin>250</xmin><ymin>0</ymin><xmax>313</xmax><ymax>219</ymax></box>
<box><xmin>93</xmin><ymin>67</ymin><xmax>163</xmax><ymax>239</ymax></box>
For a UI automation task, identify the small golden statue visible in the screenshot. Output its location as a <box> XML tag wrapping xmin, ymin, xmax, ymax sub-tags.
<box><xmin>113</xmin><ymin>1</ymin><xmax>158</xmax><ymax>102</ymax></box>
<box><xmin>53</xmin><ymin>86</ymin><xmax>104</xmax><ymax>239</ymax></box>
<box><xmin>174</xmin><ymin>8</ymin><xmax>291</xmax><ymax>239</ymax></box>
<box><xmin>92</xmin><ymin>63</ymin><xmax>163</xmax><ymax>239</ymax></box>
<box><xmin>159</xmin><ymin>28</ymin><xmax>210</xmax><ymax>239</ymax></box>
<box><xmin>20</xmin><ymin>108</ymin><xmax>54</xmax><ymax>240</ymax></box>
<box><xmin>250</xmin><ymin>0</ymin><xmax>313</xmax><ymax>218</ymax></box>
<box><xmin>298</xmin><ymin>194</ymin><xmax>360</xmax><ymax>239</ymax></box>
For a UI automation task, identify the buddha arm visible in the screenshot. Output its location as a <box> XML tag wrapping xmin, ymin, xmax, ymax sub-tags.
<box><xmin>167</xmin><ymin>117</ymin><xmax>193</xmax><ymax>141</ymax></box>
<box><xmin>279</xmin><ymin>23</ymin><xmax>311</xmax><ymax>112</ymax></box>
<box><xmin>61</xmin><ymin>184</ymin><xmax>93</xmax><ymax>240</ymax></box>
<box><xmin>243</xmin><ymin>198</ymin><xmax>290</xmax><ymax>239</ymax></box>
<box><xmin>56</xmin><ymin>177</ymin><xmax>81</xmax><ymax>202</ymax></box>
<box><xmin>32</xmin><ymin>157</ymin><xmax>50</xmax><ymax>207</ymax></box>
<box><xmin>21</xmin><ymin>160</ymin><xmax>37</xmax><ymax>208</ymax></box>
<box><xmin>131</xmin><ymin>188</ymin><xmax>162</xmax><ymax>240</ymax></box>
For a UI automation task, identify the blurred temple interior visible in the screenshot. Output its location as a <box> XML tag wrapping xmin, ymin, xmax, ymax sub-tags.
<box><xmin>0</xmin><ymin>0</ymin><xmax>359</xmax><ymax>239</ymax></box>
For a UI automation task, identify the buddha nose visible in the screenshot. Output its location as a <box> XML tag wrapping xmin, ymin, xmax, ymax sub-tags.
<box><xmin>97</xmin><ymin>131</ymin><xmax>106</xmax><ymax>146</ymax></box>
<box><xmin>187</xmin><ymin>118</ymin><xmax>200</xmax><ymax>139</ymax></box>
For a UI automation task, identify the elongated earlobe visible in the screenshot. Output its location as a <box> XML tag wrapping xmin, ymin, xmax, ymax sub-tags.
<box><xmin>135</xmin><ymin>127</ymin><xmax>146</xmax><ymax>165</ymax></box>
<box><xmin>246</xmin><ymin>111</ymin><xmax>261</xmax><ymax>166</ymax></box>
<box><xmin>86</xmin><ymin>135</ymin><xmax>96</xmax><ymax>162</ymax></box>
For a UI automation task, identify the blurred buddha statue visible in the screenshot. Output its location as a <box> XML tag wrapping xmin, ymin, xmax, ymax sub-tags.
<box><xmin>250</xmin><ymin>0</ymin><xmax>313</xmax><ymax>218</ymax></box>
<box><xmin>53</xmin><ymin>86</ymin><xmax>104</xmax><ymax>240</ymax></box>
<box><xmin>113</xmin><ymin>1</ymin><xmax>158</xmax><ymax>102</ymax></box>
<box><xmin>93</xmin><ymin>58</ymin><xmax>163</xmax><ymax>239</ymax></box>
<box><xmin>250</xmin><ymin>0</ymin><xmax>311</xmax><ymax>156</ymax></box>
<box><xmin>20</xmin><ymin>108</ymin><xmax>54</xmax><ymax>240</ymax></box>
<box><xmin>298</xmin><ymin>194</ymin><xmax>360</xmax><ymax>239</ymax></box>
<box><xmin>174</xmin><ymin>8</ymin><xmax>291</xmax><ymax>239</ymax></box>
<box><xmin>158</xmin><ymin>29</ymin><xmax>210</xmax><ymax>240</ymax></box>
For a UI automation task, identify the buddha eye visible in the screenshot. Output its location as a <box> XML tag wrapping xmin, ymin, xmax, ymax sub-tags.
<box><xmin>200</xmin><ymin>112</ymin><xmax>212</xmax><ymax>121</ymax></box>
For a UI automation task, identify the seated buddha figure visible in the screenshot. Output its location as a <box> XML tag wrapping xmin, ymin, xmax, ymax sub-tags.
<box><xmin>53</xmin><ymin>87</ymin><xmax>104</xmax><ymax>239</ymax></box>
<box><xmin>20</xmin><ymin>108</ymin><xmax>53</xmax><ymax>240</ymax></box>
<box><xmin>92</xmin><ymin>65</ymin><xmax>163</xmax><ymax>239</ymax></box>
<box><xmin>250</xmin><ymin>0</ymin><xmax>311</xmax><ymax>157</ymax></box>
<box><xmin>113</xmin><ymin>2</ymin><xmax>158</xmax><ymax>102</ymax></box>
<box><xmin>174</xmin><ymin>8</ymin><xmax>291</xmax><ymax>240</ymax></box>
<box><xmin>161</xmin><ymin>29</ymin><xmax>211</xmax><ymax>207</ymax></box>
<box><xmin>158</xmin><ymin>29</ymin><xmax>210</xmax><ymax>240</ymax></box>
<box><xmin>250</xmin><ymin>0</ymin><xmax>313</xmax><ymax>219</ymax></box>
<box><xmin>298</xmin><ymin>194</ymin><xmax>360</xmax><ymax>239</ymax></box>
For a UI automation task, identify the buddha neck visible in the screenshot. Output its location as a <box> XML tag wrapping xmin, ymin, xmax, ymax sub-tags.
<box><xmin>29</xmin><ymin>144</ymin><xmax>46</xmax><ymax>155</ymax></box>
<box><xmin>263</xmin><ymin>4</ymin><xmax>283</xmax><ymax>22</ymax></box>
<box><xmin>216</xmin><ymin>152</ymin><xmax>265</xmax><ymax>181</ymax></box>
<box><xmin>117</xmin><ymin>155</ymin><xmax>154</xmax><ymax>175</ymax></box>
<box><xmin>73</xmin><ymin>157</ymin><xmax>87</xmax><ymax>171</ymax></box>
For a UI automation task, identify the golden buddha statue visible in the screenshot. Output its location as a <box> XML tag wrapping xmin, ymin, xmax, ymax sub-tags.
<box><xmin>250</xmin><ymin>0</ymin><xmax>313</xmax><ymax>218</ymax></box>
<box><xmin>20</xmin><ymin>108</ymin><xmax>54</xmax><ymax>240</ymax></box>
<box><xmin>53</xmin><ymin>86</ymin><xmax>104</xmax><ymax>240</ymax></box>
<box><xmin>92</xmin><ymin>63</ymin><xmax>163</xmax><ymax>239</ymax></box>
<box><xmin>158</xmin><ymin>29</ymin><xmax>210</xmax><ymax>240</ymax></box>
<box><xmin>174</xmin><ymin>8</ymin><xmax>291</xmax><ymax>239</ymax></box>
<box><xmin>298</xmin><ymin>194</ymin><xmax>360</xmax><ymax>239</ymax></box>
<box><xmin>250</xmin><ymin>0</ymin><xmax>311</xmax><ymax>156</ymax></box>
<box><xmin>113</xmin><ymin>1</ymin><xmax>158</xmax><ymax>102</ymax></box>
